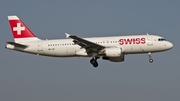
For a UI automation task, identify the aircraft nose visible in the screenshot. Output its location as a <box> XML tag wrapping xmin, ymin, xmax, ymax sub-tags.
<box><xmin>167</xmin><ymin>42</ymin><xmax>173</xmax><ymax>49</ymax></box>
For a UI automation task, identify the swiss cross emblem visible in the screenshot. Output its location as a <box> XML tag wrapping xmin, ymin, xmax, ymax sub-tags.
<box><xmin>13</xmin><ymin>23</ymin><xmax>25</xmax><ymax>35</ymax></box>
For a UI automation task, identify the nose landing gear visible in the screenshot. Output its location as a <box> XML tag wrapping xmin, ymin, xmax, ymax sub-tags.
<box><xmin>149</xmin><ymin>59</ymin><xmax>153</xmax><ymax>63</ymax></box>
<box><xmin>148</xmin><ymin>52</ymin><xmax>153</xmax><ymax>63</ymax></box>
<box><xmin>90</xmin><ymin>57</ymin><xmax>99</xmax><ymax>67</ymax></box>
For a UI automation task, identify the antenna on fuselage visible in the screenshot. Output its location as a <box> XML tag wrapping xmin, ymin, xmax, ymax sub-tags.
<box><xmin>146</xmin><ymin>33</ymin><xmax>149</xmax><ymax>35</ymax></box>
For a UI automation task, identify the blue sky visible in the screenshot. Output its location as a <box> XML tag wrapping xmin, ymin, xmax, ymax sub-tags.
<box><xmin>0</xmin><ymin>0</ymin><xmax>180</xmax><ymax>101</ymax></box>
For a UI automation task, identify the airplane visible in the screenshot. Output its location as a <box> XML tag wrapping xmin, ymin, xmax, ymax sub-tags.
<box><xmin>5</xmin><ymin>15</ymin><xmax>173</xmax><ymax>67</ymax></box>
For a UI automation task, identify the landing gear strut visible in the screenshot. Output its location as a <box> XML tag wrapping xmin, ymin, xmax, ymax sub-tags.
<box><xmin>90</xmin><ymin>57</ymin><xmax>99</xmax><ymax>67</ymax></box>
<box><xmin>148</xmin><ymin>52</ymin><xmax>153</xmax><ymax>63</ymax></box>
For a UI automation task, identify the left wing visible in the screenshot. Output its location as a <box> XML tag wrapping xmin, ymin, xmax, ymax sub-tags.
<box><xmin>7</xmin><ymin>42</ymin><xmax>28</xmax><ymax>48</ymax></box>
<box><xmin>65</xmin><ymin>33</ymin><xmax>105</xmax><ymax>53</ymax></box>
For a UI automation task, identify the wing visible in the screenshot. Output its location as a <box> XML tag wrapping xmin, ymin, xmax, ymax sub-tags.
<box><xmin>65</xmin><ymin>33</ymin><xmax>105</xmax><ymax>53</ymax></box>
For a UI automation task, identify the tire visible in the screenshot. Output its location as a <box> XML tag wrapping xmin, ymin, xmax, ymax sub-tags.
<box><xmin>149</xmin><ymin>59</ymin><xmax>153</xmax><ymax>63</ymax></box>
<box><xmin>93</xmin><ymin>62</ymin><xmax>98</xmax><ymax>67</ymax></box>
<box><xmin>90</xmin><ymin>58</ymin><xmax>95</xmax><ymax>64</ymax></box>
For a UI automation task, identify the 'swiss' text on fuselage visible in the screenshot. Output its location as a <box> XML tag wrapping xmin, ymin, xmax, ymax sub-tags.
<box><xmin>118</xmin><ymin>38</ymin><xmax>146</xmax><ymax>45</ymax></box>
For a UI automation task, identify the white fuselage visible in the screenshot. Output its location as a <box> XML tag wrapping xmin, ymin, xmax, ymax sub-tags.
<box><xmin>6</xmin><ymin>35</ymin><xmax>173</xmax><ymax>57</ymax></box>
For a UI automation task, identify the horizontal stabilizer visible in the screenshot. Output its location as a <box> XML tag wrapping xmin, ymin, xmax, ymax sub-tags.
<box><xmin>7</xmin><ymin>42</ymin><xmax>28</xmax><ymax>48</ymax></box>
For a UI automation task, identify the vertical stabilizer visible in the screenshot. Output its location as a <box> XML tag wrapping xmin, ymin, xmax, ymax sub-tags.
<box><xmin>8</xmin><ymin>15</ymin><xmax>40</xmax><ymax>42</ymax></box>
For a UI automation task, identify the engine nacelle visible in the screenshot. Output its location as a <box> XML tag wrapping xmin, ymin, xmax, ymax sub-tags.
<box><xmin>102</xmin><ymin>54</ymin><xmax>125</xmax><ymax>62</ymax></box>
<box><xmin>105</xmin><ymin>47</ymin><xmax>122</xmax><ymax>57</ymax></box>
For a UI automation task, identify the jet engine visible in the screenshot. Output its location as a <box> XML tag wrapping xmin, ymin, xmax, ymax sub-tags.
<box><xmin>105</xmin><ymin>47</ymin><xmax>122</xmax><ymax>57</ymax></box>
<box><xmin>102</xmin><ymin>47</ymin><xmax>125</xmax><ymax>62</ymax></box>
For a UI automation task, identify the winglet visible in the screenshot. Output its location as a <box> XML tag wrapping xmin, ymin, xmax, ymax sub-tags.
<box><xmin>65</xmin><ymin>33</ymin><xmax>70</xmax><ymax>38</ymax></box>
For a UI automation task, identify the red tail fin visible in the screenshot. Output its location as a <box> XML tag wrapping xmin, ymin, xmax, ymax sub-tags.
<box><xmin>8</xmin><ymin>16</ymin><xmax>40</xmax><ymax>42</ymax></box>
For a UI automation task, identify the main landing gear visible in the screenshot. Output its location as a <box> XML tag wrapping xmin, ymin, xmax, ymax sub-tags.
<box><xmin>148</xmin><ymin>52</ymin><xmax>153</xmax><ymax>63</ymax></box>
<box><xmin>90</xmin><ymin>57</ymin><xmax>99</xmax><ymax>67</ymax></box>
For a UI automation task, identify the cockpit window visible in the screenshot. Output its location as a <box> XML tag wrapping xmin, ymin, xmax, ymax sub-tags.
<box><xmin>158</xmin><ymin>38</ymin><xmax>166</xmax><ymax>41</ymax></box>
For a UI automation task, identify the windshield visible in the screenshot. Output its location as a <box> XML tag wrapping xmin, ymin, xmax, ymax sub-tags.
<box><xmin>158</xmin><ymin>38</ymin><xmax>166</xmax><ymax>41</ymax></box>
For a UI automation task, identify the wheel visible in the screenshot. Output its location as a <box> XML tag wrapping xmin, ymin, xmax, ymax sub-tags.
<box><xmin>93</xmin><ymin>61</ymin><xmax>98</xmax><ymax>67</ymax></box>
<box><xmin>149</xmin><ymin>59</ymin><xmax>153</xmax><ymax>63</ymax></box>
<box><xmin>90</xmin><ymin>58</ymin><xmax>95</xmax><ymax>64</ymax></box>
<box><xmin>90</xmin><ymin>57</ymin><xmax>99</xmax><ymax>67</ymax></box>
